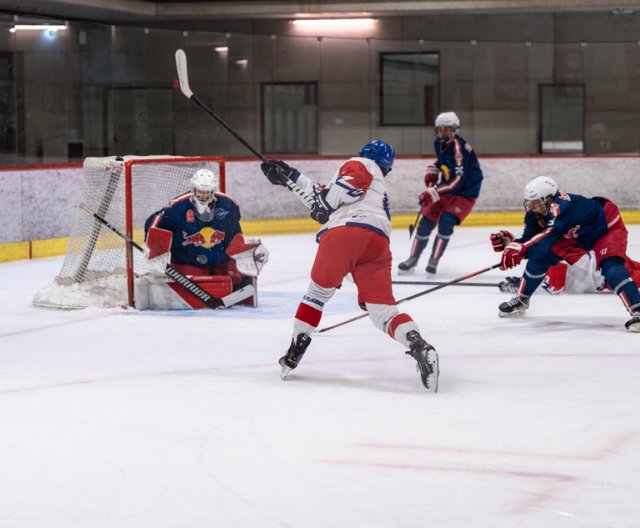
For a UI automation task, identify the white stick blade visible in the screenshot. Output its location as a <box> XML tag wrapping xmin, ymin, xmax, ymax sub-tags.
<box><xmin>175</xmin><ymin>49</ymin><xmax>193</xmax><ymax>99</ymax></box>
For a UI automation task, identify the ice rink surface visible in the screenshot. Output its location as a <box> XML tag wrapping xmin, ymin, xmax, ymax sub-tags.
<box><xmin>1</xmin><ymin>225</ymin><xmax>639</xmax><ymax>528</ymax></box>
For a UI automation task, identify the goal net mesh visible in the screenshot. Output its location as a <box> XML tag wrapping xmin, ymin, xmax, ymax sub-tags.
<box><xmin>33</xmin><ymin>155</ymin><xmax>225</xmax><ymax>309</ymax></box>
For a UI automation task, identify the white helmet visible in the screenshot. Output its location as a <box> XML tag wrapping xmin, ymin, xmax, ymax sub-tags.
<box><xmin>434</xmin><ymin>112</ymin><xmax>460</xmax><ymax>143</ymax></box>
<box><xmin>523</xmin><ymin>176</ymin><xmax>559</xmax><ymax>213</ymax></box>
<box><xmin>190</xmin><ymin>168</ymin><xmax>218</xmax><ymax>216</ymax></box>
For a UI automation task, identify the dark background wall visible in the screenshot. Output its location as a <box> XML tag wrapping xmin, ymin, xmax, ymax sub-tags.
<box><xmin>0</xmin><ymin>10</ymin><xmax>639</xmax><ymax>164</ymax></box>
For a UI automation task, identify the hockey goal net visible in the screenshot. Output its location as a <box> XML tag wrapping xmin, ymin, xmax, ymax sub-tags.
<box><xmin>33</xmin><ymin>155</ymin><xmax>225</xmax><ymax>309</ymax></box>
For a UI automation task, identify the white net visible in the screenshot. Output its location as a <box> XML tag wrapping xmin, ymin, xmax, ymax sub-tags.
<box><xmin>33</xmin><ymin>155</ymin><xmax>225</xmax><ymax>309</ymax></box>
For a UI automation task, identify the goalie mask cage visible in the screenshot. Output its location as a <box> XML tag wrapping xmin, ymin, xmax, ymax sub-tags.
<box><xmin>33</xmin><ymin>155</ymin><xmax>226</xmax><ymax>309</ymax></box>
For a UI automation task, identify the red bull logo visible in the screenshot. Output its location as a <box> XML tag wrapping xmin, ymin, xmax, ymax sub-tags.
<box><xmin>182</xmin><ymin>227</ymin><xmax>225</xmax><ymax>248</ymax></box>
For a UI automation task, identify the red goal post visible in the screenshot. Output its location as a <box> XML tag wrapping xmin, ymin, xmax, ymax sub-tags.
<box><xmin>33</xmin><ymin>155</ymin><xmax>226</xmax><ymax>309</ymax></box>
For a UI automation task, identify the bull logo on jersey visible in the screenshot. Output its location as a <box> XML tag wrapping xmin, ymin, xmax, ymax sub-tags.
<box><xmin>182</xmin><ymin>227</ymin><xmax>226</xmax><ymax>248</ymax></box>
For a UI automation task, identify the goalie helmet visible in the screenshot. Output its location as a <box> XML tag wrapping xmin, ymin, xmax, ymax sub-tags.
<box><xmin>190</xmin><ymin>168</ymin><xmax>218</xmax><ymax>217</ymax></box>
<box><xmin>523</xmin><ymin>176</ymin><xmax>559</xmax><ymax>214</ymax></box>
<box><xmin>434</xmin><ymin>112</ymin><xmax>460</xmax><ymax>144</ymax></box>
<box><xmin>359</xmin><ymin>139</ymin><xmax>395</xmax><ymax>174</ymax></box>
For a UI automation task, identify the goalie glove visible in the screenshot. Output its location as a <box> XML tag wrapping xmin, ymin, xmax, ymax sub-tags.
<box><xmin>260</xmin><ymin>160</ymin><xmax>300</xmax><ymax>187</ymax></box>
<box><xmin>144</xmin><ymin>227</ymin><xmax>172</xmax><ymax>274</ymax></box>
<box><xmin>310</xmin><ymin>188</ymin><xmax>335</xmax><ymax>225</ymax></box>
<box><xmin>490</xmin><ymin>230</ymin><xmax>515</xmax><ymax>252</ymax></box>
<box><xmin>226</xmin><ymin>234</ymin><xmax>269</xmax><ymax>277</ymax></box>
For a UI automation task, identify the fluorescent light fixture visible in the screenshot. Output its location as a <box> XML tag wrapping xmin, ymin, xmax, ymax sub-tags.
<box><xmin>234</xmin><ymin>59</ymin><xmax>248</xmax><ymax>66</ymax></box>
<box><xmin>214</xmin><ymin>46</ymin><xmax>229</xmax><ymax>52</ymax></box>
<box><xmin>10</xmin><ymin>24</ymin><xmax>67</xmax><ymax>32</ymax></box>
<box><xmin>291</xmin><ymin>18</ymin><xmax>376</xmax><ymax>29</ymax></box>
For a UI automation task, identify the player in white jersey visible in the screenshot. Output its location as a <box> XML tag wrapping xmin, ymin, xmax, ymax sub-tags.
<box><xmin>260</xmin><ymin>140</ymin><xmax>439</xmax><ymax>392</ymax></box>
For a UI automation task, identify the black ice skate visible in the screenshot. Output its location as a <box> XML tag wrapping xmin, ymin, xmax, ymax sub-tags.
<box><xmin>426</xmin><ymin>256</ymin><xmax>439</xmax><ymax>274</ymax></box>
<box><xmin>405</xmin><ymin>330</ymin><xmax>439</xmax><ymax>392</ymax></box>
<box><xmin>625</xmin><ymin>314</ymin><xmax>640</xmax><ymax>332</ymax></box>
<box><xmin>279</xmin><ymin>334</ymin><xmax>312</xmax><ymax>380</ymax></box>
<box><xmin>398</xmin><ymin>255</ymin><xmax>420</xmax><ymax>272</ymax></box>
<box><xmin>498</xmin><ymin>296</ymin><xmax>530</xmax><ymax>317</ymax></box>
<box><xmin>498</xmin><ymin>276</ymin><xmax>520</xmax><ymax>294</ymax></box>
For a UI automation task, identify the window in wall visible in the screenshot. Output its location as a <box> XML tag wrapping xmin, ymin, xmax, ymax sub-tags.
<box><xmin>262</xmin><ymin>83</ymin><xmax>318</xmax><ymax>154</ymax></box>
<box><xmin>106</xmin><ymin>87</ymin><xmax>175</xmax><ymax>156</ymax></box>
<box><xmin>381</xmin><ymin>52</ymin><xmax>439</xmax><ymax>126</ymax></box>
<box><xmin>0</xmin><ymin>51</ymin><xmax>24</xmax><ymax>162</ymax></box>
<box><xmin>539</xmin><ymin>84</ymin><xmax>584</xmax><ymax>153</ymax></box>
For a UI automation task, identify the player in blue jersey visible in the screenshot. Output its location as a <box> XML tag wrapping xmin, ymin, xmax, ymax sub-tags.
<box><xmin>144</xmin><ymin>168</ymin><xmax>267</xmax><ymax>287</ymax></box>
<box><xmin>491</xmin><ymin>176</ymin><xmax>640</xmax><ymax>332</ymax></box>
<box><xmin>398</xmin><ymin>111</ymin><xmax>483</xmax><ymax>274</ymax></box>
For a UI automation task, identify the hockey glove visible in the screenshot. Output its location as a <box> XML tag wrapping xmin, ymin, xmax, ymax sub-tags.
<box><xmin>226</xmin><ymin>234</ymin><xmax>269</xmax><ymax>277</ymax></box>
<box><xmin>500</xmin><ymin>242</ymin><xmax>525</xmax><ymax>270</ymax></box>
<box><xmin>424</xmin><ymin>164</ymin><xmax>440</xmax><ymax>187</ymax></box>
<box><xmin>260</xmin><ymin>160</ymin><xmax>300</xmax><ymax>187</ymax></box>
<box><xmin>418</xmin><ymin>187</ymin><xmax>440</xmax><ymax>206</ymax></box>
<box><xmin>310</xmin><ymin>189</ymin><xmax>335</xmax><ymax>225</ymax></box>
<box><xmin>490</xmin><ymin>230</ymin><xmax>515</xmax><ymax>252</ymax></box>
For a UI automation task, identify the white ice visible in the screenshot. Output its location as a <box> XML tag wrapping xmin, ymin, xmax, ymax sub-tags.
<box><xmin>1</xmin><ymin>226</ymin><xmax>640</xmax><ymax>528</ymax></box>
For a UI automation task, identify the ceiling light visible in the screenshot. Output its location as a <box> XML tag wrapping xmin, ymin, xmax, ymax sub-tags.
<box><xmin>291</xmin><ymin>18</ymin><xmax>376</xmax><ymax>29</ymax></box>
<box><xmin>10</xmin><ymin>24</ymin><xmax>67</xmax><ymax>33</ymax></box>
<box><xmin>214</xmin><ymin>46</ymin><xmax>229</xmax><ymax>52</ymax></box>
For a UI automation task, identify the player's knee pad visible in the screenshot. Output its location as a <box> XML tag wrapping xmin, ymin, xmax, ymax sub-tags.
<box><xmin>304</xmin><ymin>280</ymin><xmax>336</xmax><ymax>307</ymax></box>
<box><xmin>437</xmin><ymin>211</ymin><xmax>458</xmax><ymax>237</ymax></box>
<box><xmin>417</xmin><ymin>217</ymin><xmax>436</xmax><ymax>237</ymax></box>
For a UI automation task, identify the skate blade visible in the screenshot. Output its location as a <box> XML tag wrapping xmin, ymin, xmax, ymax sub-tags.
<box><xmin>397</xmin><ymin>268</ymin><xmax>416</xmax><ymax>275</ymax></box>
<box><xmin>498</xmin><ymin>310</ymin><xmax>526</xmax><ymax>318</ymax></box>
<box><xmin>416</xmin><ymin>352</ymin><xmax>439</xmax><ymax>393</ymax></box>
<box><xmin>626</xmin><ymin>320</ymin><xmax>640</xmax><ymax>332</ymax></box>
<box><xmin>427</xmin><ymin>351</ymin><xmax>439</xmax><ymax>393</ymax></box>
<box><xmin>280</xmin><ymin>364</ymin><xmax>291</xmax><ymax>380</ymax></box>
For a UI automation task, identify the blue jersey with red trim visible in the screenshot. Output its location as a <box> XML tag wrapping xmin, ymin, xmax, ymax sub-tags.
<box><xmin>516</xmin><ymin>193</ymin><xmax>608</xmax><ymax>260</ymax></box>
<box><xmin>433</xmin><ymin>135</ymin><xmax>483</xmax><ymax>198</ymax></box>
<box><xmin>144</xmin><ymin>192</ymin><xmax>242</xmax><ymax>267</ymax></box>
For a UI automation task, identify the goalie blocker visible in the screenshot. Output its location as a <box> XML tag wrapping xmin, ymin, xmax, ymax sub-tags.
<box><xmin>136</xmin><ymin>230</ymin><xmax>268</xmax><ymax>310</ymax></box>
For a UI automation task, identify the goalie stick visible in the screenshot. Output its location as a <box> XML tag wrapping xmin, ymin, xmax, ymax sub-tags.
<box><xmin>174</xmin><ymin>49</ymin><xmax>314</xmax><ymax>209</ymax></box>
<box><xmin>78</xmin><ymin>203</ymin><xmax>253</xmax><ymax>309</ymax></box>
<box><xmin>318</xmin><ymin>263</ymin><xmax>501</xmax><ymax>333</ymax></box>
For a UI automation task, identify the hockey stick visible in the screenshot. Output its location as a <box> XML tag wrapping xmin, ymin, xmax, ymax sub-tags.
<box><xmin>174</xmin><ymin>49</ymin><xmax>314</xmax><ymax>209</ymax></box>
<box><xmin>78</xmin><ymin>203</ymin><xmax>253</xmax><ymax>309</ymax></box>
<box><xmin>318</xmin><ymin>263</ymin><xmax>501</xmax><ymax>333</ymax></box>
<box><xmin>408</xmin><ymin>211</ymin><xmax>422</xmax><ymax>238</ymax></box>
<box><xmin>393</xmin><ymin>280</ymin><xmax>499</xmax><ymax>288</ymax></box>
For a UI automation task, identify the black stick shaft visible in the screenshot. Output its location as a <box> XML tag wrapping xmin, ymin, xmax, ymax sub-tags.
<box><xmin>190</xmin><ymin>94</ymin><xmax>268</xmax><ymax>163</ymax></box>
<box><xmin>393</xmin><ymin>280</ymin><xmax>499</xmax><ymax>287</ymax></box>
<box><xmin>408</xmin><ymin>210</ymin><xmax>422</xmax><ymax>238</ymax></box>
<box><xmin>318</xmin><ymin>263</ymin><xmax>501</xmax><ymax>333</ymax></box>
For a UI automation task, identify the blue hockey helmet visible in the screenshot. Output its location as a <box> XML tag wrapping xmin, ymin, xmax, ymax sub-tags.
<box><xmin>359</xmin><ymin>139</ymin><xmax>395</xmax><ymax>173</ymax></box>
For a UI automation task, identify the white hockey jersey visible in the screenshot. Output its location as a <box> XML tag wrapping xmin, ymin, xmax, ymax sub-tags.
<box><xmin>294</xmin><ymin>157</ymin><xmax>392</xmax><ymax>240</ymax></box>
